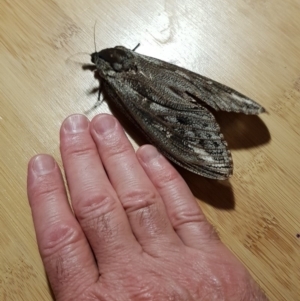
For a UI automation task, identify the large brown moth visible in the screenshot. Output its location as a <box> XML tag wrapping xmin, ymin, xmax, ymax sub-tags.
<box><xmin>90</xmin><ymin>46</ymin><xmax>265</xmax><ymax>180</ymax></box>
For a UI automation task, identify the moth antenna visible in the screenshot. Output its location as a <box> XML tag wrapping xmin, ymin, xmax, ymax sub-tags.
<box><xmin>132</xmin><ymin>43</ymin><xmax>140</xmax><ymax>52</ymax></box>
<box><xmin>94</xmin><ymin>20</ymin><xmax>98</xmax><ymax>52</ymax></box>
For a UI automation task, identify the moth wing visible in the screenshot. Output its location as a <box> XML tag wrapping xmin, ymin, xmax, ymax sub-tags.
<box><xmin>134</xmin><ymin>52</ymin><xmax>265</xmax><ymax>115</ymax></box>
<box><xmin>103</xmin><ymin>75</ymin><xmax>233</xmax><ymax>180</ymax></box>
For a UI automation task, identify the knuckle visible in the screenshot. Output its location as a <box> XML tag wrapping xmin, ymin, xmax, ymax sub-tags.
<box><xmin>62</xmin><ymin>137</ymin><xmax>96</xmax><ymax>159</ymax></box>
<box><xmin>76</xmin><ymin>191</ymin><xmax>117</xmax><ymax>220</ymax></box>
<box><xmin>171</xmin><ymin>206</ymin><xmax>204</xmax><ymax>228</ymax></box>
<box><xmin>41</xmin><ymin>224</ymin><xmax>84</xmax><ymax>287</ymax></box>
<box><xmin>172</xmin><ymin>207</ymin><xmax>219</xmax><ymax>240</ymax></box>
<box><xmin>102</xmin><ymin>137</ymin><xmax>133</xmax><ymax>160</ymax></box>
<box><xmin>31</xmin><ymin>177</ymin><xmax>63</xmax><ymax>201</ymax></box>
<box><xmin>41</xmin><ymin>222</ymin><xmax>83</xmax><ymax>258</ymax></box>
<box><xmin>121</xmin><ymin>189</ymin><xmax>159</xmax><ymax>213</ymax></box>
<box><xmin>75</xmin><ymin>191</ymin><xmax>119</xmax><ymax>241</ymax></box>
<box><xmin>122</xmin><ymin>189</ymin><xmax>168</xmax><ymax>234</ymax></box>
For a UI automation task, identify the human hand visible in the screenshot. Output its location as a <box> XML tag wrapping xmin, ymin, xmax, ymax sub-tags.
<box><xmin>27</xmin><ymin>114</ymin><xmax>268</xmax><ymax>301</ymax></box>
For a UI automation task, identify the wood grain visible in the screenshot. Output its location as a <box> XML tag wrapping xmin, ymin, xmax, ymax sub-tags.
<box><xmin>0</xmin><ymin>0</ymin><xmax>299</xmax><ymax>300</ymax></box>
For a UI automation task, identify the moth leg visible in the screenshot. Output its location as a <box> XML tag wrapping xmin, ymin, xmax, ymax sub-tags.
<box><xmin>95</xmin><ymin>80</ymin><xmax>105</xmax><ymax>106</ymax></box>
<box><xmin>84</xmin><ymin>82</ymin><xmax>104</xmax><ymax>114</ymax></box>
<box><xmin>97</xmin><ymin>80</ymin><xmax>102</xmax><ymax>102</ymax></box>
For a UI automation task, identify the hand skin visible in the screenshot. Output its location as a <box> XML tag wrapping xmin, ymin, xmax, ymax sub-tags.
<box><xmin>27</xmin><ymin>114</ymin><xmax>268</xmax><ymax>301</ymax></box>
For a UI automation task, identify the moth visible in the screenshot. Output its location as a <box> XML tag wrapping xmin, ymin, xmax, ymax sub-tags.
<box><xmin>90</xmin><ymin>46</ymin><xmax>265</xmax><ymax>180</ymax></box>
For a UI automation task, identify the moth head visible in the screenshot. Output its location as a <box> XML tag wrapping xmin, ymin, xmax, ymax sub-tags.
<box><xmin>91</xmin><ymin>46</ymin><xmax>134</xmax><ymax>71</ymax></box>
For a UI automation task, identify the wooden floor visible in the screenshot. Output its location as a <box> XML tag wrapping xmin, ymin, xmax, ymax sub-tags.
<box><xmin>1</xmin><ymin>0</ymin><xmax>299</xmax><ymax>300</ymax></box>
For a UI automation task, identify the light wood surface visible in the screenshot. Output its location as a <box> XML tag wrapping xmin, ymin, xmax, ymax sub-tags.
<box><xmin>1</xmin><ymin>0</ymin><xmax>299</xmax><ymax>300</ymax></box>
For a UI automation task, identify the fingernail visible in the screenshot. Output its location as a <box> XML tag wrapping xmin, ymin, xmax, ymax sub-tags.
<box><xmin>32</xmin><ymin>155</ymin><xmax>55</xmax><ymax>175</ymax></box>
<box><xmin>94</xmin><ymin>115</ymin><xmax>116</xmax><ymax>135</ymax></box>
<box><xmin>139</xmin><ymin>145</ymin><xmax>160</xmax><ymax>164</ymax></box>
<box><xmin>63</xmin><ymin>114</ymin><xmax>89</xmax><ymax>133</ymax></box>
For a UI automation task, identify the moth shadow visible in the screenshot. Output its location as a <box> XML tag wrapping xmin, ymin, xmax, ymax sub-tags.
<box><xmin>179</xmin><ymin>168</ymin><xmax>235</xmax><ymax>210</ymax></box>
<box><xmin>213</xmin><ymin>111</ymin><xmax>271</xmax><ymax>150</ymax></box>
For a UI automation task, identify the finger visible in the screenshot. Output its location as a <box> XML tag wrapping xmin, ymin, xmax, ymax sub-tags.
<box><xmin>90</xmin><ymin>114</ymin><xmax>182</xmax><ymax>254</ymax></box>
<box><xmin>27</xmin><ymin>155</ymin><xmax>98</xmax><ymax>300</ymax></box>
<box><xmin>60</xmin><ymin>114</ymin><xmax>140</xmax><ymax>269</ymax></box>
<box><xmin>136</xmin><ymin>145</ymin><xmax>219</xmax><ymax>249</ymax></box>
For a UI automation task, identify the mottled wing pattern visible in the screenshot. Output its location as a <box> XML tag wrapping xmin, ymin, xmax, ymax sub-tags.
<box><xmin>130</xmin><ymin>49</ymin><xmax>265</xmax><ymax>115</ymax></box>
<box><xmin>103</xmin><ymin>72</ymin><xmax>233</xmax><ymax>180</ymax></box>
